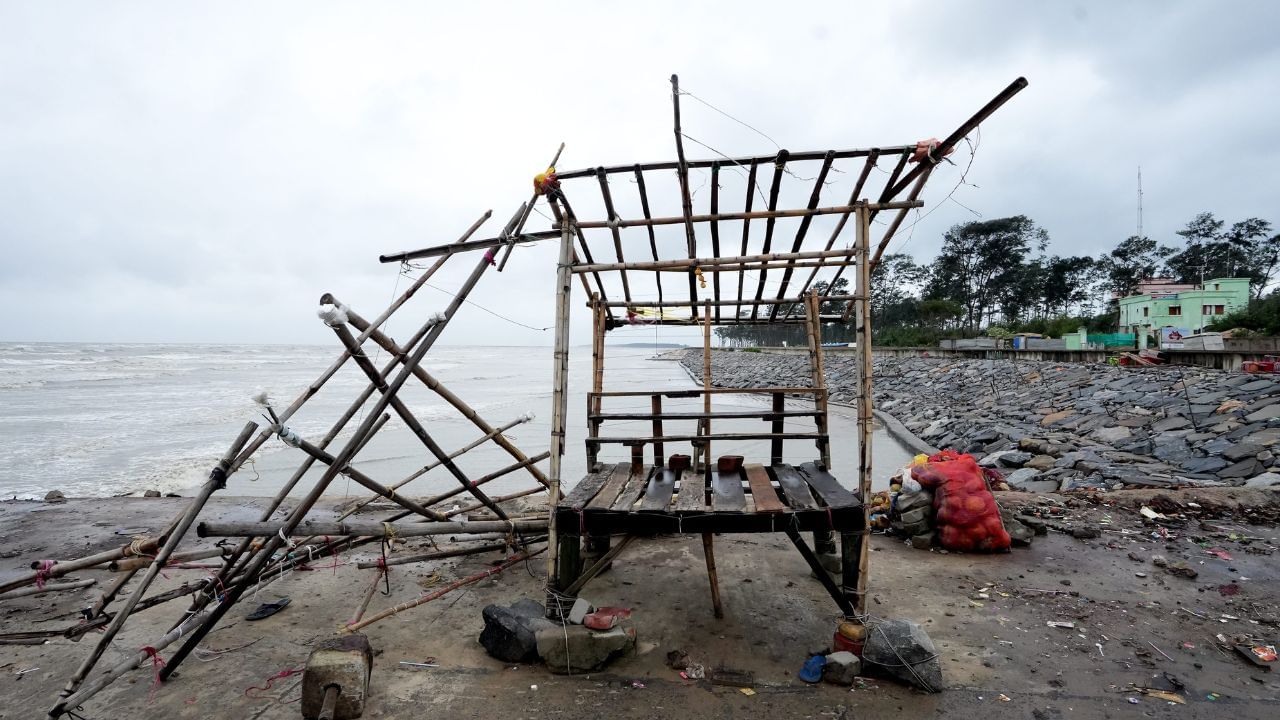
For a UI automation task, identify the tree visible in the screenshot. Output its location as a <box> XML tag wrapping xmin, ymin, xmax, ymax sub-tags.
<box><xmin>925</xmin><ymin>216</ymin><xmax>1048</xmax><ymax>331</ymax></box>
<box><xmin>1096</xmin><ymin>235</ymin><xmax>1162</xmax><ymax>297</ymax></box>
<box><xmin>1163</xmin><ymin>212</ymin><xmax>1274</xmax><ymax>296</ymax></box>
<box><xmin>869</xmin><ymin>253</ymin><xmax>927</xmax><ymax>322</ymax></box>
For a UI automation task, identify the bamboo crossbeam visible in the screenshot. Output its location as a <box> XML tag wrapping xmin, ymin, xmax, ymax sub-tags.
<box><xmin>593</xmin><ymin>387</ymin><xmax>820</xmax><ymax>397</ymax></box>
<box><xmin>198</xmin><ymin>519</ymin><xmax>548</xmax><ymax>539</ymax></box>
<box><xmin>335</xmin><ymin>303</ymin><xmax>551</xmax><ymax>488</ymax></box>
<box><xmin>567</xmin><ymin>201</ymin><xmax>921</xmax><ymax>231</ymax></box>
<box><xmin>596</xmin><ymin>168</ymin><xmax>632</xmax><ymax>302</ymax></box>
<box><xmin>671</xmin><ymin>74</ymin><xmax>700</xmax><ymax>322</ymax></box>
<box><xmin>613</xmin><ymin>316</ymin><xmax>822</xmax><ymax>327</ymax></box>
<box><xmin>632</xmin><ymin>165</ymin><xmax>664</xmax><ymax>305</ymax></box>
<box><xmin>571</xmin><ymin>245</ymin><xmax>891</xmax><ymax>274</ymax></box>
<box><xmin>586</xmin><ymin>432</ymin><xmax>826</xmax><ymax>445</ymax></box>
<box><xmin>601</xmin><ymin>294</ymin><xmax>857</xmax><ymax>308</ymax></box>
<box><xmin>769</xmin><ymin>151</ymin><xmax>835</xmax><ymax>318</ymax></box>
<box><xmin>750</xmin><ymin>149</ymin><xmax>789</xmax><ymax>320</ymax></box>
<box><xmin>553</xmin><ymin>145</ymin><xmax>915</xmax><ymax>180</ymax></box>
<box><xmin>381</xmin><ymin>230</ymin><xmax>560</xmax><ymax>263</ymax></box>
<box><xmin>590</xmin><ymin>409</ymin><xmax>818</xmax><ymax>421</ymax></box>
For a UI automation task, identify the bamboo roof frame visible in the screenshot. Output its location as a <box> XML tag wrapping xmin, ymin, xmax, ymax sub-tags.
<box><xmin>384</xmin><ymin>76</ymin><xmax>1028</xmax><ymax>329</ymax></box>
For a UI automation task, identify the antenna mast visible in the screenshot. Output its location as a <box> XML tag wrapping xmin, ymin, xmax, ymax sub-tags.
<box><xmin>1136</xmin><ymin>165</ymin><xmax>1143</xmax><ymax>239</ymax></box>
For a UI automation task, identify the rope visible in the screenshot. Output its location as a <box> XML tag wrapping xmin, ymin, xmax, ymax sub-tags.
<box><xmin>243</xmin><ymin>667</ymin><xmax>305</xmax><ymax>699</ymax></box>
<box><xmin>34</xmin><ymin>559</ymin><xmax>56</xmax><ymax>590</ymax></box>
<box><xmin>141</xmin><ymin>646</ymin><xmax>166</xmax><ymax>703</ymax></box>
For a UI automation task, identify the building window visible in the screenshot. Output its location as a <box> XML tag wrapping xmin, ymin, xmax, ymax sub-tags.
<box><xmin>1169</xmin><ymin>306</ymin><xmax>1182</xmax><ymax>316</ymax></box>
<box><xmin>1143</xmin><ymin>307</ymin><xmax>1149</xmax><ymax>317</ymax></box>
<box><xmin>1203</xmin><ymin>305</ymin><xmax>1212</xmax><ymax>315</ymax></box>
<box><xmin>1215</xmin><ymin>305</ymin><xmax>1224</xmax><ymax>314</ymax></box>
<box><xmin>1214</xmin><ymin>283</ymin><xmax>1220</xmax><ymax>290</ymax></box>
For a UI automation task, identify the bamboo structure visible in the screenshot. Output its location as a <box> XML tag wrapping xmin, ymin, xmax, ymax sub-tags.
<box><xmin>40</xmin><ymin>76</ymin><xmax>1026</xmax><ymax>715</ymax></box>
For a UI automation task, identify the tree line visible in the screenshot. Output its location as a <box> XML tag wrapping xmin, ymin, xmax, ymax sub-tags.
<box><xmin>715</xmin><ymin>211</ymin><xmax>1278</xmax><ymax>347</ymax></box>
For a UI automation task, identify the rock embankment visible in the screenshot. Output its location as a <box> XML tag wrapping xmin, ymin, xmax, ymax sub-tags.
<box><xmin>680</xmin><ymin>350</ymin><xmax>1280</xmax><ymax>492</ymax></box>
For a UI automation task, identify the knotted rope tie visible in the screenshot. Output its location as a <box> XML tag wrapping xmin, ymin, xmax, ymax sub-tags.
<box><xmin>128</xmin><ymin>537</ymin><xmax>151</xmax><ymax>557</ymax></box>
<box><xmin>141</xmin><ymin>646</ymin><xmax>166</xmax><ymax>702</ymax></box>
<box><xmin>483</xmin><ymin>248</ymin><xmax>497</xmax><ymax>266</ymax></box>
<box><xmin>34</xmin><ymin>559</ymin><xmax>56</xmax><ymax>590</ymax></box>
<box><xmin>276</xmin><ymin>426</ymin><xmax>302</xmax><ymax>448</ymax></box>
<box><xmin>381</xmin><ymin>522</ymin><xmax>398</xmax><ymax>545</ymax></box>
<box><xmin>277</xmin><ymin>528</ymin><xmax>297</xmax><ymax>551</ymax></box>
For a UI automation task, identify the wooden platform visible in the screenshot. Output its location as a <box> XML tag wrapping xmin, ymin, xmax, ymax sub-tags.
<box><xmin>554</xmin><ymin>461</ymin><xmax>863</xmax><ymax>536</ymax></box>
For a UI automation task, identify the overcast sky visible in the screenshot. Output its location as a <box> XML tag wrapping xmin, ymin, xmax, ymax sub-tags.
<box><xmin>2</xmin><ymin>1</ymin><xmax>1276</xmax><ymax>346</ymax></box>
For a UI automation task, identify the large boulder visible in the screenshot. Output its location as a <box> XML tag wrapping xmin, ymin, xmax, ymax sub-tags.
<box><xmin>479</xmin><ymin>599</ymin><xmax>554</xmax><ymax>663</ymax></box>
<box><xmin>861</xmin><ymin>619</ymin><xmax>943</xmax><ymax>693</ymax></box>
<box><xmin>536</xmin><ymin>624</ymin><xmax>636</xmax><ymax>674</ymax></box>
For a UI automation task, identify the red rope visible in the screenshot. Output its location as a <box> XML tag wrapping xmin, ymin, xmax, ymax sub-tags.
<box><xmin>34</xmin><ymin>559</ymin><xmax>56</xmax><ymax>589</ymax></box>
<box><xmin>244</xmin><ymin>667</ymin><xmax>305</xmax><ymax>699</ymax></box>
<box><xmin>141</xmin><ymin>645</ymin><xmax>165</xmax><ymax>702</ymax></box>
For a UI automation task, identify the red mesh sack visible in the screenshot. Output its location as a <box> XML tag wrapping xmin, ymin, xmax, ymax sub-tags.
<box><xmin>911</xmin><ymin>450</ymin><xmax>1011</xmax><ymax>552</ymax></box>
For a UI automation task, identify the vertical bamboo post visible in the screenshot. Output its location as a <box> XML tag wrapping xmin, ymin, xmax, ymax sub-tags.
<box><xmin>651</xmin><ymin>395</ymin><xmax>664</xmax><ymax>466</ymax></box>
<box><xmin>546</xmin><ymin>210</ymin><xmax>576</xmax><ymax>611</ymax></box>
<box><xmin>770</xmin><ymin>392</ymin><xmax>784</xmax><ymax>465</ymax></box>
<box><xmin>803</xmin><ymin>293</ymin><xmax>836</xmax><ymax>558</ymax></box>
<box><xmin>848</xmin><ymin>204</ymin><xmax>874</xmax><ymax>617</ymax></box>
<box><xmin>587</xmin><ymin>296</ymin><xmax>604</xmax><ymax>471</ymax></box>
<box><xmin>702</xmin><ymin>299</ymin><xmax>713</xmax><ymax>473</ymax></box>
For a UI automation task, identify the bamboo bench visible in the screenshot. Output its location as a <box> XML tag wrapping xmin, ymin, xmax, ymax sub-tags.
<box><xmin>553</xmin><ymin>460</ymin><xmax>864</xmax><ymax>616</ymax></box>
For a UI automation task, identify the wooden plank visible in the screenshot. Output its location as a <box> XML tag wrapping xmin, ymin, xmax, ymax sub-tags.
<box><xmin>744</xmin><ymin>464</ymin><xmax>786</xmax><ymax>513</ymax></box>
<box><xmin>773</xmin><ymin>464</ymin><xmax>819</xmax><ymax>510</ymax></box>
<box><xmin>638</xmin><ymin>468</ymin><xmax>678</xmax><ymax>511</ymax></box>
<box><xmin>711</xmin><ymin>470</ymin><xmax>747</xmax><ymax>512</ymax></box>
<box><xmin>673</xmin><ymin>469</ymin><xmax>708</xmax><ymax>512</ymax></box>
<box><xmin>588</xmin><ymin>463</ymin><xmax>637</xmax><ymax>510</ymax></box>
<box><xmin>559</xmin><ymin>463</ymin><xmax>621</xmax><ymax>509</ymax></box>
<box><xmin>796</xmin><ymin>462</ymin><xmax>859</xmax><ymax>508</ymax></box>
<box><xmin>590</xmin><ymin>410</ymin><xmax>818</xmax><ymax>421</ymax></box>
<box><xmin>554</xmin><ymin>505</ymin><xmax>863</xmax><ymax>537</ymax></box>
<box><xmin>610</xmin><ymin>466</ymin><xmax>653</xmax><ymax>511</ymax></box>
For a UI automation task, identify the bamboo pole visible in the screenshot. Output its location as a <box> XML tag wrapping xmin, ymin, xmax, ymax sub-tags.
<box><xmin>553</xmin><ymin>145</ymin><xmax>913</xmax><ymax>180</ymax></box>
<box><xmin>342</xmin><ymin>547</ymin><xmax>545</xmax><ymax>634</ymax></box>
<box><xmin>354</xmin><ymin>541</ymin><xmax>511</xmax><ymax>570</ymax></box>
<box><xmin>0</xmin><ymin>579</ymin><xmax>96</xmax><ymax>602</ymax></box>
<box><xmin>497</xmin><ymin>143</ymin><xmax>564</xmax><ymax>270</ymax></box>
<box><xmin>792</xmin><ymin>149</ymin><xmax>881</xmax><ymax>303</ymax></box>
<box><xmin>198</xmin><ymin>519</ymin><xmax>548</xmax><ymax>539</ymax></box>
<box><xmin>737</xmin><ymin>160</ymin><xmax>758</xmax><ymax>310</ymax></box>
<box><xmin>0</xmin><ymin>540</ymin><xmax>158</xmax><ymax>596</ymax></box>
<box><xmin>64</xmin><ymin>579</ymin><xmax>213</xmax><ymax>641</ymax></box>
<box><xmin>850</xmin><ymin>206</ymin><xmax>874</xmax><ymax>617</ymax></box>
<box><xmin>569</xmin><ymin>201</ymin><xmax>927</xmax><ymax>230</ymax></box>
<box><xmin>569</xmin><ymin>244</ymin><xmax>913</xmax><ymax>274</ymax></box>
<box><xmin>548</xmin><ymin>192</ymin><xmax>616</xmax><ymax>323</ymax></box>
<box><xmin>54</xmin><ymin>421</ymin><xmax>256</xmax><ymax>707</ymax></box>
<box><xmin>346</xmin><ymin>569</ymin><xmax>384</xmax><ymax>628</ymax></box>
<box><xmin>329</xmin><ymin>325</ymin><xmax>506</xmax><ymax>520</ymax></box>
<box><xmin>702</xmin><ymin>299</ymin><xmax>713</xmax><ymax>471</ymax></box>
<box><xmin>546</xmin><ymin>208</ymin><xmax>575</xmax><ymax>606</ymax></box>
<box><xmin>339</xmin><ymin>416</ymin><xmax>531</xmax><ymax>520</ymax></box>
<box><xmin>588</xmin><ymin>297</ymin><xmax>604</xmax><ymax>470</ymax></box>
<box><xmin>670</xmin><ymin>74</ymin><xmax>700</xmax><ymax>322</ymax></box>
<box><xmin>108</xmin><ymin>546</ymin><xmax>229</xmax><ymax>572</ymax></box>
<box><xmin>825</xmin><ymin>152</ymin><xmax>909</xmax><ymax>295</ymax></box>
<box><xmin>604</xmin><ymin>294</ymin><xmax>858</xmax><ymax>309</ymax></box>
<box><xmin>709</xmin><ymin>162</ymin><xmax>722</xmax><ymax>322</ymax></box>
<box><xmin>83</xmin><ymin>568</ymin><xmax>137</xmax><ymax>623</ymax></box>
<box><xmin>160</xmin><ymin>244</ymin><xmax>498</xmax><ymax>680</ymax></box>
<box><xmin>335</xmin><ymin>302</ymin><xmax>551</xmax><ymax>488</ymax></box>
<box><xmin>632</xmin><ymin>165</ymin><xmax>664</xmax><ymax>305</ymax></box>
<box><xmin>750</xmin><ymin>149</ymin><xmax>789</xmax><ymax>320</ymax></box>
<box><xmin>769</xmin><ymin>151</ymin><xmax>834</xmax><ymax>319</ymax></box>
<box><xmin>596</xmin><ymin>169</ymin><xmax>632</xmax><ymax>302</ymax></box>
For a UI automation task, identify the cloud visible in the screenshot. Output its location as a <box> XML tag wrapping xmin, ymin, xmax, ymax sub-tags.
<box><xmin>1</xmin><ymin>1</ymin><xmax>1275</xmax><ymax>345</ymax></box>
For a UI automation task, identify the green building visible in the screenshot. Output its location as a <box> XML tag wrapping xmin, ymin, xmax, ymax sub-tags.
<box><xmin>1117</xmin><ymin>277</ymin><xmax>1250</xmax><ymax>338</ymax></box>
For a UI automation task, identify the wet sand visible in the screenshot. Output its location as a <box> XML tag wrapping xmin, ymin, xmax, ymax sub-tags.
<box><xmin>0</xmin><ymin>489</ymin><xmax>1277</xmax><ymax>719</ymax></box>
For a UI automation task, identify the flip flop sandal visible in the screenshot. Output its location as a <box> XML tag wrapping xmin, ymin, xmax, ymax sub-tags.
<box><xmin>245</xmin><ymin>597</ymin><xmax>291</xmax><ymax>621</ymax></box>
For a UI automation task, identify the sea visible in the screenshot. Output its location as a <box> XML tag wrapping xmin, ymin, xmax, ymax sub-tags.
<box><xmin>0</xmin><ymin>343</ymin><xmax>912</xmax><ymax>500</ymax></box>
